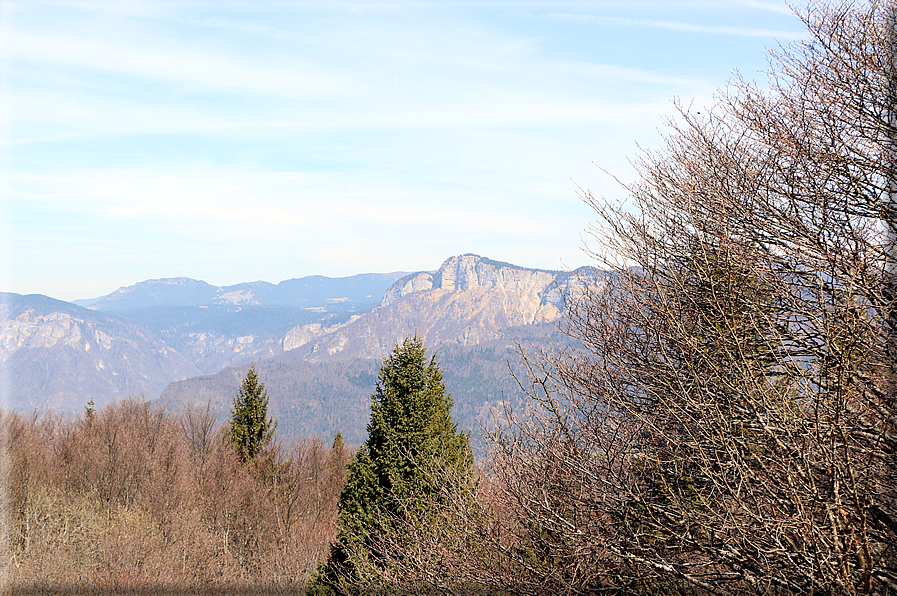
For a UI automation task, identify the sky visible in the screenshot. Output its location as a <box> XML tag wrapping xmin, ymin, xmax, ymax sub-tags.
<box><xmin>0</xmin><ymin>0</ymin><xmax>806</xmax><ymax>302</ymax></box>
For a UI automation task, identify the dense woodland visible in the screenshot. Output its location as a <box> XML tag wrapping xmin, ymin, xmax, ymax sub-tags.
<box><xmin>5</xmin><ymin>0</ymin><xmax>897</xmax><ymax>594</ymax></box>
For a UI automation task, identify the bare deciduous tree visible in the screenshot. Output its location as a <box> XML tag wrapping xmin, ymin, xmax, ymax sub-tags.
<box><xmin>526</xmin><ymin>0</ymin><xmax>897</xmax><ymax>592</ymax></box>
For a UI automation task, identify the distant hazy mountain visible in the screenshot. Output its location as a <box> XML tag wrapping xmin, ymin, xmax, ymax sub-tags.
<box><xmin>162</xmin><ymin>323</ymin><xmax>567</xmax><ymax>448</ymax></box>
<box><xmin>0</xmin><ymin>272</ymin><xmax>409</xmax><ymax>408</ymax></box>
<box><xmin>161</xmin><ymin>254</ymin><xmax>589</xmax><ymax>445</ymax></box>
<box><xmin>79</xmin><ymin>272</ymin><xmax>410</xmax><ymax>311</ymax></box>
<box><xmin>0</xmin><ymin>292</ymin><xmax>200</xmax><ymax>412</ymax></box>
<box><xmin>82</xmin><ymin>272</ymin><xmax>410</xmax><ymax>373</ymax></box>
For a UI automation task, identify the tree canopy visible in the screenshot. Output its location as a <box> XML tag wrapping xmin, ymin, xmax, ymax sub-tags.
<box><xmin>504</xmin><ymin>1</ymin><xmax>897</xmax><ymax>591</ymax></box>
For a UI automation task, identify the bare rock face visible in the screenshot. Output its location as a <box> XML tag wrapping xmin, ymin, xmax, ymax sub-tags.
<box><xmin>381</xmin><ymin>272</ymin><xmax>435</xmax><ymax>306</ymax></box>
<box><xmin>282</xmin><ymin>315</ymin><xmax>361</xmax><ymax>352</ymax></box>
<box><xmin>0</xmin><ymin>293</ymin><xmax>200</xmax><ymax>412</ymax></box>
<box><xmin>2</xmin><ymin>310</ymin><xmax>89</xmax><ymax>354</ymax></box>
<box><xmin>174</xmin><ymin>332</ymin><xmax>282</xmax><ymax>373</ymax></box>
<box><xmin>380</xmin><ymin>254</ymin><xmax>564</xmax><ymax>307</ymax></box>
<box><xmin>434</xmin><ymin>254</ymin><xmax>553</xmax><ymax>292</ymax></box>
<box><xmin>295</xmin><ymin>254</ymin><xmax>571</xmax><ymax>360</ymax></box>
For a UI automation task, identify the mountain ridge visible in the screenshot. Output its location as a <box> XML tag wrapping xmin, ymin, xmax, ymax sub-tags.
<box><xmin>158</xmin><ymin>254</ymin><xmax>590</xmax><ymax>445</ymax></box>
<box><xmin>76</xmin><ymin>272</ymin><xmax>410</xmax><ymax>311</ymax></box>
<box><xmin>3</xmin><ymin>255</ymin><xmax>593</xmax><ymax>445</ymax></box>
<box><xmin>277</xmin><ymin>254</ymin><xmax>577</xmax><ymax>360</ymax></box>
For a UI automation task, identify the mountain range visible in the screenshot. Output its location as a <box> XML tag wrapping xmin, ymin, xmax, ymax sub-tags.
<box><xmin>1</xmin><ymin>255</ymin><xmax>590</xmax><ymax>445</ymax></box>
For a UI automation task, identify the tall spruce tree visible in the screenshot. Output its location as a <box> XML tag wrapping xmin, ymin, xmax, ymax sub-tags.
<box><xmin>310</xmin><ymin>335</ymin><xmax>473</xmax><ymax>594</ymax></box>
<box><xmin>227</xmin><ymin>363</ymin><xmax>277</xmax><ymax>462</ymax></box>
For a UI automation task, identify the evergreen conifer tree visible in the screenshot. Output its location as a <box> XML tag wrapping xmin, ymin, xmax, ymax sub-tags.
<box><xmin>84</xmin><ymin>397</ymin><xmax>96</xmax><ymax>426</ymax></box>
<box><xmin>227</xmin><ymin>363</ymin><xmax>277</xmax><ymax>462</ymax></box>
<box><xmin>309</xmin><ymin>335</ymin><xmax>473</xmax><ymax>593</ymax></box>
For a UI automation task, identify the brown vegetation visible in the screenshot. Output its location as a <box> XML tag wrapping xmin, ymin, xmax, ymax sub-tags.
<box><xmin>1</xmin><ymin>399</ymin><xmax>348</xmax><ymax>595</ymax></box>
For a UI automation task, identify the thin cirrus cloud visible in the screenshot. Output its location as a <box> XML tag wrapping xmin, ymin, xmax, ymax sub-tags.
<box><xmin>5</xmin><ymin>92</ymin><xmax>674</xmax><ymax>147</ymax></box>
<box><xmin>546</xmin><ymin>12</ymin><xmax>805</xmax><ymax>39</ymax></box>
<box><xmin>547</xmin><ymin>60</ymin><xmax>710</xmax><ymax>89</ymax></box>
<box><xmin>6</xmin><ymin>37</ymin><xmax>683</xmax><ymax>142</ymax></box>
<box><xmin>5</xmin><ymin>4</ymin><xmax>718</xmax><ymax>134</ymax></box>
<box><xmin>7</xmin><ymin>32</ymin><xmax>348</xmax><ymax>98</ymax></box>
<box><xmin>619</xmin><ymin>17</ymin><xmax>803</xmax><ymax>38</ymax></box>
<box><xmin>2</xmin><ymin>0</ymin><xmax>805</xmax><ymax>299</ymax></box>
<box><xmin>7</xmin><ymin>167</ymin><xmax>555</xmax><ymax>230</ymax></box>
<box><xmin>732</xmin><ymin>0</ymin><xmax>798</xmax><ymax>15</ymax></box>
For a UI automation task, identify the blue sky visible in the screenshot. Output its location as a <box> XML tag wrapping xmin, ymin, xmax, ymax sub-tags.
<box><xmin>0</xmin><ymin>0</ymin><xmax>805</xmax><ymax>301</ymax></box>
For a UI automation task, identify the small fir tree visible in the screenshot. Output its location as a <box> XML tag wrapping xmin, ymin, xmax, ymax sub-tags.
<box><xmin>326</xmin><ymin>431</ymin><xmax>349</xmax><ymax>482</ymax></box>
<box><xmin>228</xmin><ymin>363</ymin><xmax>277</xmax><ymax>462</ymax></box>
<box><xmin>310</xmin><ymin>335</ymin><xmax>473</xmax><ymax>593</ymax></box>
<box><xmin>84</xmin><ymin>398</ymin><xmax>96</xmax><ymax>426</ymax></box>
<box><xmin>329</xmin><ymin>431</ymin><xmax>346</xmax><ymax>461</ymax></box>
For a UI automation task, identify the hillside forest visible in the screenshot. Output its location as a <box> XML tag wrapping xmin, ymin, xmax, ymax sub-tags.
<box><xmin>4</xmin><ymin>0</ymin><xmax>897</xmax><ymax>594</ymax></box>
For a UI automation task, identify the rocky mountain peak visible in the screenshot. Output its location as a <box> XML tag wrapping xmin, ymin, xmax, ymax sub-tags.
<box><xmin>381</xmin><ymin>254</ymin><xmax>562</xmax><ymax>307</ymax></box>
<box><xmin>436</xmin><ymin>254</ymin><xmax>558</xmax><ymax>292</ymax></box>
<box><xmin>280</xmin><ymin>255</ymin><xmax>574</xmax><ymax>361</ymax></box>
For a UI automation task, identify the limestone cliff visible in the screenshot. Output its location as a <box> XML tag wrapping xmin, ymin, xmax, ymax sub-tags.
<box><xmin>284</xmin><ymin>254</ymin><xmax>574</xmax><ymax>360</ymax></box>
<box><xmin>282</xmin><ymin>315</ymin><xmax>361</xmax><ymax>352</ymax></box>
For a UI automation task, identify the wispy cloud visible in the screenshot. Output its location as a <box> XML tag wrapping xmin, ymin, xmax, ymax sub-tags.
<box><xmin>627</xmin><ymin>17</ymin><xmax>802</xmax><ymax>39</ymax></box>
<box><xmin>732</xmin><ymin>0</ymin><xmax>798</xmax><ymax>16</ymax></box>
<box><xmin>548</xmin><ymin>13</ymin><xmax>804</xmax><ymax>39</ymax></box>
<box><xmin>2</xmin><ymin>0</ymin><xmax>803</xmax><ymax>298</ymax></box>
<box><xmin>549</xmin><ymin>61</ymin><xmax>709</xmax><ymax>89</ymax></box>
<box><xmin>7</xmin><ymin>0</ymin><xmax>166</xmax><ymax>17</ymax></box>
<box><xmin>7</xmin><ymin>33</ymin><xmax>348</xmax><ymax>98</ymax></box>
<box><xmin>6</xmin><ymin>163</ymin><xmax>596</xmax><ymax>296</ymax></box>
